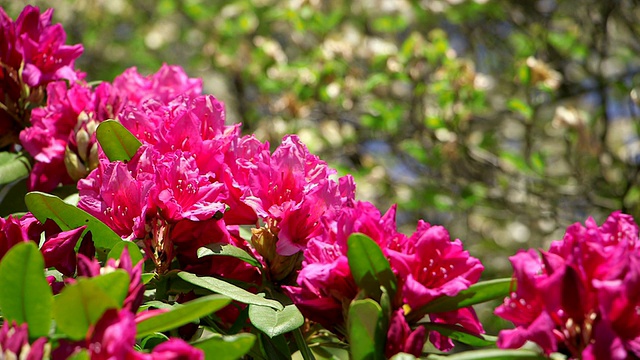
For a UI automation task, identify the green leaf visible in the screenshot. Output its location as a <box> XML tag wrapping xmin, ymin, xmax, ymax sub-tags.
<box><xmin>108</xmin><ymin>241</ymin><xmax>144</xmax><ymax>265</ymax></box>
<box><xmin>0</xmin><ymin>242</ymin><xmax>53</xmax><ymax>338</ymax></box>
<box><xmin>193</xmin><ymin>333</ymin><xmax>256</xmax><ymax>360</ymax></box>
<box><xmin>96</xmin><ymin>120</ymin><xmax>142</xmax><ymax>162</ymax></box>
<box><xmin>178</xmin><ymin>272</ymin><xmax>283</xmax><ymax>310</ymax></box>
<box><xmin>197</xmin><ymin>243</ymin><xmax>261</xmax><ymax>268</ymax></box>
<box><xmin>248</xmin><ymin>303</ymin><xmax>304</xmax><ymax>338</ymax></box>
<box><xmin>426</xmin><ymin>349</ymin><xmax>548</xmax><ymax>360</ymax></box>
<box><xmin>91</xmin><ymin>270</ymin><xmax>131</xmax><ymax>305</ymax></box>
<box><xmin>420</xmin><ymin>323</ymin><xmax>496</xmax><ymax>347</ymax></box>
<box><xmin>347</xmin><ymin>233</ymin><xmax>397</xmax><ymax>301</ymax></box>
<box><xmin>506</xmin><ymin>98</ymin><xmax>533</xmax><ymax>119</ymax></box>
<box><xmin>136</xmin><ymin>294</ymin><xmax>231</xmax><ymax>338</ymax></box>
<box><xmin>347</xmin><ymin>299</ymin><xmax>385</xmax><ymax>360</ymax></box>
<box><xmin>139</xmin><ymin>332</ymin><xmax>170</xmax><ymax>350</ymax></box>
<box><xmin>53</xmin><ymin>271</ymin><xmax>130</xmax><ymax>340</ymax></box>
<box><xmin>0</xmin><ymin>151</ymin><xmax>31</xmax><ymax>185</ymax></box>
<box><xmin>25</xmin><ymin>191</ymin><xmax>122</xmax><ymax>249</ymax></box>
<box><xmin>410</xmin><ymin>278</ymin><xmax>513</xmax><ymax>321</ymax></box>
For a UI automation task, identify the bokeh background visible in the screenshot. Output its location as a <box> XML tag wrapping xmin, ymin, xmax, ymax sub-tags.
<box><xmin>5</xmin><ymin>0</ymin><xmax>640</xmax><ymax>331</ymax></box>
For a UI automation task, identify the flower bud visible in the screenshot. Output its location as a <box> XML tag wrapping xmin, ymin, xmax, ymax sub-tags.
<box><xmin>252</xmin><ymin>226</ymin><xmax>303</xmax><ymax>283</ymax></box>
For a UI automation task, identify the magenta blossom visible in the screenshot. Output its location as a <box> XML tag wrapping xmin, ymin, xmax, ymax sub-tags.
<box><xmin>283</xmin><ymin>201</ymin><xmax>393</xmax><ymax>331</ymax></box>
<box><xmin>0</xmin><ymin>6</ymin><xmax>82</xmax><ymax>87</ymax></box>
<box><xmin>0</xmin><ymin>5</ymin><xmax>82</xmax><ymax>148</ymax></box>
<box><xmin>496</xmin><ymin>211</ymin><xmax>640</xmax><ymax>359</ymax></box>
<box><xmin>239</xmin><ymin>135</ymin><xmax>354</xmax><ymax>256</ymax></box>
<box><xmin>0</xmin><ymin>321</ymin><xmax>49</xmax><ymax>360</ymax></box>
<box><xmin>286</xmin><ymin>200</ymin><xmax>483</xmax><ymax>352</ymax></box>
<box><xmin>386</xmin><ymin>309</ymin><xmax>426</xmax><ymax>358</ymax></box>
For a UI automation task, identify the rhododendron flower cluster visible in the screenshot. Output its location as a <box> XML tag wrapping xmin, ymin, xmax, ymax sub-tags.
<box><xmin>496</xmin><ymin>211</ymin><xmax>640</xmax><ymax>359</ymax></box>
<box><xmin>19</xmin><ymin>64</ymin><xmax>202</xmax><ymax>191</ymax></box>
<box><xmin>284</xmin><ymin>200</ymin><xmax>485</xmax><ymax>357</ymax></box>
<box><xmin>0</xmin><ymin>5</ymin><xmax>82</xmax><ymax>148</ymax></box>
<box><xmin>8</xmin><ymin>4</ymin><xmax>640</xmax><ymax>360</ymax></box>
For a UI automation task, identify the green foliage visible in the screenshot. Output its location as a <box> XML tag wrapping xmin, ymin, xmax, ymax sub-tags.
<box><xmin>178</xmin><ymin>272</ymin><xmax>283</xmax><ymax>310</ymax></box>
<box><xmin>96</xmin><ymin>120</ymin><xmax>142</xmax><ymax>162</ymax></box>
<box><xmin>0</xmin><ymin>242</ymin><xmax>53</xmax><ymax>338</ymax></box>
<box><xmin>412</xmin><ymin>278</ymin><xmax>513</xmax><ymax>316</ymax></box>
<box><xmin>0</xmin><ymin>151</ymin><xmax>31</xmax><ymax>185</ymax></box>
<box><xmin>53</xmin><ymin>270</ymin><xmax>130</xmax><ymax>339</ymax></box>
<box><xmin>136</xmin><ymin>294</ymin><xmax>232</xmax><ymax>338</ymax></box>
<box><xmin>25</xmin><ymin>192</ymin><xmax>122</xmax><ymax>249</ymax></box>
<box><xmin>248</xmin><ymin>303</ymin><xmax>304</xmax><ymax>338</ymax></box>
<box><xmin>347</xmin><ymin>299</ymin><xmax>385</xmax><ymax>360</ymax></box>
<box><xmin>197</xmin><ymin>243</ymin><xmax>262</xmax><ymax>268</ymax></box>
<box><xmin>192</xmin><ymin>333</ymin><xmax>257</xmax><ymax>360</ymax></box>
<box><xmin>347</xmin><ymin>233</ymin><xmax>397</xmax><ymax>301</ymax></box>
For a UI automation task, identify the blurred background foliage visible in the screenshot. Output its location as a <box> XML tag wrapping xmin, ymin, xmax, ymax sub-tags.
<box><xmin>5</xmin><ymin>0</ymin><xmax>640</xmax><ymax>330</ymax></box>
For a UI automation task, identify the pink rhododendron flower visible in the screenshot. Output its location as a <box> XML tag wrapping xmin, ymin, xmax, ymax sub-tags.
<box><xmin>112</xmin><ymin>64</ymin><xmax>202</xmax><ymax>106</ymax></box>
<box><xmin>0</xmin><ymin>215</ymin><xmax>39</xmax><ymax>259</ymax></box>
<box><xmin>386</xmin><ymin>309</ymin><xmax>426</xmax><ymax>358</ymax></box>
<box><xmin>240</xmin><ymin>135</ymin><xmax>350</xmax><ymax>256</ymax></box>
<box><xmin>149</xmin><ymin>338</ymin><xmax>204</xmax><ymax>360</ymax></box>
<box><xmin>496</xmin><ymin>211</ymin><xmax>640</xmax><ymax>359</ymax></box>
<box><xmin>286</xmin><ymin>200</ymin><xmax>483</xmax><ymax>352</ymax></box>
<box><xmin>283</xmin><ymin>201</ymin><xmax>393</xmax><ymax>330</ymax></box>
<box><xmin>0</xmin><ymin>6</ymin><xmax>82</xmax><ymax>87</ymax></box>
<box><xmin>0</xmin><ymin>321</ymin><xmax>49</xmax><ymax>360</ymax></box>
<box><xmin>39</xmin><ymin>224</ymin><xmax>86</xmax><ymax>277</ymax></box>
<box><xmin>19</xmin><ymin>64</ymin><xmax>202</xmax><ymax>190</ymax></box>
<box><xmin>78</xmin><ymin>154</ymin><xmax>153</xmax><ymax>241</ymax></box>
<box><xmin>0</xmin><ymin>5</ymin><xmax>82</xmax><ymax>148</ymax></box>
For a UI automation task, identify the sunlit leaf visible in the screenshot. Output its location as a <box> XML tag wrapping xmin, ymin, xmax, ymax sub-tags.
<box><xmin>25</xmin><ymin>192</ymin><xmax>122</xmax><ymax>249</ymax></box>
<box><xmin>0</xmin><ymin>242</ymin><xmax>52</xmax><ymax>338</ymax></box>
<box><xmin>136</xmin><ymin>294</ymin><xmax>231</xmax><ymax>338</ymax></box>
<box><xmin>410</xmin><ymin>278</ymin><xmax>512</xmax><ymax>321</ymax></box>
<box><xmin>193</xmin><ymin>333</ymin><xmax>256</xmax><ymax>360</ymax></box>
<box><xmin>348</xmin><ymin>299</ymin><xmax>385</xmax><ymax>360</ymax></box>
<box><xmin>177</xmin><ymin>272</ymin><xmax>283</xmax><ymax>310</ymax></box>
<box><xmin>347</xmin><ymin>233</ymin><xmax>397</xmax><ymax>301</ymax></box>
<box><xmin>249</xmin><ymin>303</ymin><xmax>304</xmax><ymax>338</ymax></box>
<box><xmin>96</xmin><ymin>120</ymin><xmax>142</xmax><ymax>162</ymax></box>
<box><xmin>197</xmin><ymin>243</ymin><xmax>261</xmax><ymax>268</ymax></box>
<box><xmin>53</xmin><ymin>271</ymin><xmax>130</xmax><ymax>340</ymax></box>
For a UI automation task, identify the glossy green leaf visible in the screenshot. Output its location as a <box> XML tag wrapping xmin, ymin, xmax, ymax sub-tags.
<box><xmin>420</xmin><ymin>323</ymin><xmax>496</xmax><ymax>347</ymax></box>
<box><xmin>96</xmin><ymin>120</ymin><xmax>142</xmax><ymax>162</ymax></box>
<box><xmin>0</xmin><ymin>242</ymin><xmax>53</xmax><ymax>338</ymax></box>
<box><xmin>347</xmin><ymin>233</ymin><xmax>397</xmax><ymax>301</ymax></box>
<box><xmin>347</xmin><ymin>299</ymin><xmax>385</xmax><ymax>360</ymax></box>
<box><xmin>193</xmin><ymin>333</ymin><xmax>256</xmax><ymax>360</ymax></box>
<box><xmin>426</xmin><ymin>349</ymin><xmax>548</xmax><ymax>360</ymax></box>
<box><xmin>411</xmin><ymin>278</ymin><xmax>513</xmax><ymax>320</ymax></box>
<box><xmin>197</xmin><ymin>243</ymin><xmax>261</xmax><ymax>268</ymax></box>
<box><xmin>53</xmin><ymin>270</ymin><xmax>130</xmax><ymax>340</ymax></box>
<box><xmin>249</xmin><ymin>303</ymin><xmax>304</xmax><ymax>338</ymax></box>
<box><xmin>108</xmin><ymin>241</ymin><xmax>144</xmax><ymax>265</ymax></box>
<box><xmin>178</xmin><ymin>272</ymin><xmax>283</xmax><ymax>310</ymax></box>
<box><xmin>139</xmin><ymin>332</ymin><xmax>170</xmax><ymax>350</ymax></box>
<box><xmin>25</xmin><ymin>192</ymin><xmax>122</xmax><ymax>249</ymax></box>
<box><xmin>0</xmin><ymin>151</ymin><xmax>31</xmax><ymax>185</ymax></box>
<box><xmin>136</xmin><ymin>294</ymin><xmax>231</xmax><ymax>338</ymax></box>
